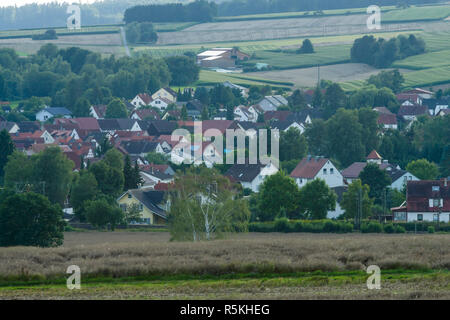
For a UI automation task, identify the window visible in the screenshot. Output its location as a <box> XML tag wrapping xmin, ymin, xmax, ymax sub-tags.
<box><xmin>119</xmin><ymin>204</ymin><xmax>127</xmax><ymax>212</ymax></box>
<box><xmin>323</xmin><ymin>168</ymin><xmax>327</xmax><ymax>175</ymax></box>
<box><xmin>139</xmin><ymin>204</ymin><xmax>144</xmax><ymax>211</ymax></box>
<box><xmin>128</xmin><ymin>194</ymin><xmax>132</xmax><ymax>199</ymax></box>
<box><xmin>432</xmin><ymin>186</ymin><xmax>440</xmax><ymax>192</ymax></box>
<box><xmin>330</xmin><ymin>168</ymin><xmax>334</xmax><ymax>174</ymax></box>
<box><xmin>417</xmin><ymin>214</ymin><xmax>423</xmax><ymax>221</ymax></box>
<box><xmin>433</xmin><ymin>214</ymin><xmax>439</xmax><ymax>222</ymax></box>
<box><xmin>433</xmin><ymin>199</ymin><xmax>440</xmax><ymax>207</ymax></box>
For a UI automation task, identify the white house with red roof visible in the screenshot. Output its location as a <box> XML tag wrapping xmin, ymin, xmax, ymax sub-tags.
<box><xmin>290</xmin><ymin>156</ymin><xmax>344</xmax><ymax>189</ymax></box>
<box><xmin>152</xmin><ymin>88</ymin><xmax>177</xmax><ymax>103</ymax></box>
<box><xmin>149</xmin><ymin>97</ymin><xmax>172</xmax><ymax>111</ymax></box>
<box><xmin>131</xmin><ymin>93</ymin><xmax>153</xmax><ymax>108</ymax></box>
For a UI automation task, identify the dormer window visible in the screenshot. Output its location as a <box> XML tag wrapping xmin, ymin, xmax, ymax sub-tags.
<box><xmin>432</xmin><ymin>186</ymin><xmax>440</xmax><ymax>192</ymax></box>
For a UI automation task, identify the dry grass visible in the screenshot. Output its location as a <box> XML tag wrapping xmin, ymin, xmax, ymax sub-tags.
<box><xmin>0</xmin><ymin>232</ymin><xmax>449</xmax><ymax>280</ymax></box>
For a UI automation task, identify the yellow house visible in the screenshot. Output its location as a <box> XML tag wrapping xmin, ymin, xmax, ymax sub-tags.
<box><xmin>151</xmin><ymin>87</ymin><xmax>177</xmax><ymax>103</ymax></box>
<box><xmin>117</xmin><ymin>189</ymin><xmax>168</xmax><ymax>225</ymax></box>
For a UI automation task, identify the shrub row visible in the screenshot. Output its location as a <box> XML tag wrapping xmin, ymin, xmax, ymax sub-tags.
<box><xmin>249</xmin><ymin>219</ymin><xmax>450</xmax><ymax>234</ymax></box>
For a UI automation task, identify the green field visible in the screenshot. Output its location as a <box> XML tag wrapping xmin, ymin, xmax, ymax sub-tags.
<box><xmin>247</xmin><ymin>45</ymin><xmax>351</xmax><ymax>69</ymax></box>
<box><xmin>215</xmin><ymin>6</ymin><xmax>398</xmax><ymax>22</ymax></box>
<box><xmin>393</xmin><ymin>49</ymin><xmax>450</xmax><ymax>70</ymax></box>
<box><xmin>383</xmin><ymin>4</ymin><xmax>450</xmax><ymax>22</ymax></box>
<box><xmin>198</xmin><ymin>70</ymin><xmax>293</xmax><ymax>88</ymax></box>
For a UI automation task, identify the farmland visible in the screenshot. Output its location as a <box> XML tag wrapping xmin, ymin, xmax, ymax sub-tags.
<box><xmin>0</xmin><ymin>232</ymin><xmax>449</xmax><ymax>299</ymax></box>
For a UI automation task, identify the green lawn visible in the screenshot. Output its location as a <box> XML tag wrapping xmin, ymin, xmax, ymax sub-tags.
<box><xmin>393</xmin><ymin>49</ymin><xmax>450</xmax><ymax>70</ymax></box>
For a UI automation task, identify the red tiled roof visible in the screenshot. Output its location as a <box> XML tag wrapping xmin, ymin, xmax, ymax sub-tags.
<box><xmin>406</xmin><ymin>180</ymin><xmax>450</xmax><ymax>212</ymax></box>
<box><xmin>132</xmin><ymin>109</ymin><xmax>160</xmax><ymax>120</ymax></box>
<box><xmin>92</xmin><ymin>105</ymin><xmax>107</xmax><ymax>118</ymax></box>
<box><xmin>138</xmin><ymin>93</ymin><xmax>153</xmax><ymax>105</ymax></box>
<box><xmin>263</xmin><ymin>111</ymin><xmax>292</xmax><ymax>122</ymax></box>
<box><xmin>367</xmin><ymin>150</ymin><xmax>382</xmax><ymax>160</ymax></box>
<box><xmin>290</xmin><ymin>157</ymin><xmax>329</xmax><ymax>179</ymax></box>
<box><xmin>377</xmin><ymin>113</ymin><xmax>397</xmax><ymax>125</ymax></box>
<box><xmin>398</xmin><ymin>105</ymin><xmax>428</xmax><ymax>116</ymax></box>
<box><xmin>341</xmin><ymin>162</ymin><xmax>367</xmax><ymax>179</ymax></box>
<box><xmin>201</xmin><ymin>120</ymin><xmax>234</xmax><ymax>134</ymax></box>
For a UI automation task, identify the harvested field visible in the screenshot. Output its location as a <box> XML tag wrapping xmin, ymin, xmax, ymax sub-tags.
<box><xmin>246</xmin><ymin>63</ymin><xmax>413</xmax><ymax>88</ymax></box>
<box><xmin>156</xmin><ymin>15</ymin><xmax>426</xmax><ymax>45</ymax></box>
<box><xmin>0</xmin><ymin>232</ymin><xmax>449</xmax><ymax>299</ymax></box>
<box><xmin>0</xmin><ymin>232</ymin><xmax>449</xmax><ymax>280</ymax></box>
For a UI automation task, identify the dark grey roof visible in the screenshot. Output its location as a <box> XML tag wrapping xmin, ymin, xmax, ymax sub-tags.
<box><xmin>98</xmin><ymin>119</ymin><xmax>119</xmax><ymax>131</ymax></box>
<box><xmin>231</xmin><ymin>121</ymin><xmax>266</xmax><ymax>131</ymax></box>
<box><xmin>116</xmin><ymin>118</ymin><xmax>138</xmax><ymax>131</ymax></box>
<box><xmin>0</xmin><ymin>121</ymin><xmax>16</xmax><ymax>132</ymax></box>
<box><xmin>186</xmin><ymin>99</ymin><xmax>203</xmax><ymax>111</ymax></box>
<box><xmin>137</xmin><ymin>120</ymin><xmax>150</xmax><ymax>131</ymax></box>
<box><xmin>225</xmin><ymin>163</ymin><xmax>263</xmax><ymax>182</ymax></box>
<box><xmin>17</xmin><ymin>121</ymin><xmax>41</xmax><ymax>133</ymax></box>
<box><xmin>127</xmin><ymin>189</ymin><xmax>167</xmax><ymax>219</ymax></box>
<box><xmin>270</xmin><ymin>120</ymin><xmax>296</xmax><ymax>131</ymax></box>
<box><xmin>42</xmin><ymin>107</ymin><xmax>72</xmax><ymax>115</ymax></box>
<box><xmin>142</xmin><ymin>168</ymin><xmax>173</xmax><ymax>181</ymax></box>
<box><xmin>287</xmin><ymin>109</ymin><xmax>323</xmax><ymax>122</ymax></box>
<box><xmin>331</xmin><ymin>186</ymin><xmax>348</xmax><ymax>203</ymax></box>
<box><xmin>120</xmin><ymin>140</ymin><xmax>158</xmax><ymax>155</ymax></box>
<box><xmin>147</xmin><ymin>121</ymin><xmax>178</xmax><ymax>135</ymax></box>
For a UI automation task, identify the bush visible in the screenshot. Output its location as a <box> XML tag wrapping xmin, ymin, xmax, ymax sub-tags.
<box><xmin>394</xmin><ymin>225</ymin><xmax>406</xmax><ymax>233</ymax></box>
<box><xmin>427</xmin><ymin>226</ymin><xmax>435</xmax><ymax>234</ymax></box>
<box><xmin>274</xmin><ymin>217</ymin><xmax>290</xmax><ymax>232</ymax></box>
<box><xmin>384</xmin><ymin>224</ymin><xmax>395</xmax><ymax>234</ymax></box>
<box><xmin>361</xmin><ymin>222</ymin><xmax>383</xmax><ymax>233</ymax></box>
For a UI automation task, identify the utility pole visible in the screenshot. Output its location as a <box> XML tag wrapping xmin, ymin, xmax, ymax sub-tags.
<box><xmin>317</xmin><ymin>64</ymin><xmax>321</xmax><ymax>87</ymax></box>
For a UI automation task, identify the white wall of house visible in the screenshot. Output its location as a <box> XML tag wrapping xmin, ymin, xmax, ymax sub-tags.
<box><xmin>391</xmin><ymin>172</ymin><xmax>420</xmax><ymax>190</ymax></box>
<box><xmin>327</xmin><ymin>202</ymin><xmax>344</xmax><ymax>219</ymax></box>
<box><xmin>152</xmin><ymin>89</ymin><xmax>176</xmax><ymax>103</ymax></box>
<box><xmin>295</xmin><ymin>160</ymin><xmax>344</xmax><ymax>189</ymax></box>
<box><xmin>131</xmin><ymin>95</ymin><xmax>148</xmax><ymax>108</ymax></box>
<box><xmin>36</xmin><ymin>110</ymin><xmax>54</xmax><ymax>122</ymax></box>
<box><xmin>406</xmin><ymin>212</ymin><xmax>449</xmax><ymax>223</ymax></box>
<box><xmin>150</xmin><ymin>98</ymin><xmax>169</xmax><ymax>111</ymax></box>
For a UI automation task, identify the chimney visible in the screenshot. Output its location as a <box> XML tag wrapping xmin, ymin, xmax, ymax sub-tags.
<box><xmin>445</xmin><ymin>178</ymin><xmax>448</xmax><ymax>187</ymax></box>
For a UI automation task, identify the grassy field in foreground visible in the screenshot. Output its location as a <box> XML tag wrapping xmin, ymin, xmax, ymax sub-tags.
<box><xmin>0</xmin><ymin>232</ymin><xmax>449</xmax><ymax>299</ymax></box>
<box><xmin>1</xmin><ymin>270</ymin><xmax>448</xmax><ymax>299</ymax></box>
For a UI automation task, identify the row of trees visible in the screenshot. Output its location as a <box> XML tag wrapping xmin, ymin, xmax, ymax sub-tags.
<box><xmin>124</xmin><ymin>0</ymin><xmax>217</xmax><ymax>23</ymax></box>
<box><xmin>125</xmin><ymin>22</ymin><xmax>158</xmax><ymax>44</ymax></box>
<box><xmin>351</xmin><ymin>34</ymin><xmax>425</xmax><ymax>68</ymax></box>
<box><xmin>0</xmin><ymin>45</ymin><xmax>199</xmax><ymax>120</ymax></box>
<box><xmin>216</xmin><ymin>0</ymin><xmax>436</xmax><ymax>16</ymax></box>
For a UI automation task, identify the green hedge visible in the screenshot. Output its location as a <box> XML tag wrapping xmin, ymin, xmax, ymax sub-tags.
<box><xmin>249</xmin><ymin>219</ymin><xmax>450</xmax><ymax>234</ymax></box>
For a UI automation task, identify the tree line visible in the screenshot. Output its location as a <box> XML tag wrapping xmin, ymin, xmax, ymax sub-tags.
<box><xmin>351</xmin><ymin>34</ymin><xmax>425</xmax><ymax>68</ymax></box>
<box><xmin>124</xmin><ymin>0</ymin><xmax>217</xmax><ymax>23</ymax></box>
<box><xmin>216</xmin><ymin>0</ymin><xmax>440</xmax><ymax>16</ymax></box>
<box><xmin>0</xmin><ymin>45</ymin><xmax>199</xmax><ymax>121</ymax></box>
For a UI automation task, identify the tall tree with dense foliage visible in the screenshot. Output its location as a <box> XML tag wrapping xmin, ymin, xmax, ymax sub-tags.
<box><xmin>0</xmin><ymin>130</ymin><xmax>14</xmax><ymax>183</ymax></box>
<box><xmin>297</xmin><ymin>39</ymin><xmax>314</xmax><ymax>54</ymax></box>
<box><xmin>256</xmin><ymin>171</ymin><xmax>301</xmax><ymax>221</ymax></box>
<box><xmin>341</xmin><ymin>179</ymin><xmax>373</xmax><ymax>220</ymax></box>
<box><xmin>322</xmin><ymin>83</ymin><xmax>347</xmax><ymax>119</ymax></box>
<box><xmin>105</xmin><ymin>98</ymin><xmax>128</xmax><ymax>119</ymax></box>
<box><xmin>0</xmin><ymin>192</ymin><xmax>64</xmax><ymax>247</ymax></box>
<box><xmin>279</xmin><ymin>127</ymin><xmax>308</xmax><ymax>162</ymax></box>
<box><xmin>85</xmin><ymin>197</ymin><xmax>123</xmax><ymax>231</ymax></box>
<box><xmin>440</xmin><ymin>145</ymin><xmax>450</xmax><ymax>178</ymax></box>
<box><xmin>70</xmin><ymin>170</ymin><xmax>98</xmax><ymax>221</ymax></box>
<box><xmin>89</xmin><ymin>160</ymin><xmax>124</xmax><ymax>197</ymax></box>
<box><xmin>359</xmin><ymin>163</ymin><xmax>391</xmax><ymax>202</ymax></box>
<box><xmin>367</xmin><ymin>69</ymin><xmax>404</xmax><ymax>93</ymax></box>
<box><xmin>164</xmin><ymin>56</ymin><xmax>200</xmax><ymax>86</ymax></box>
<box><xmin>406</xmin><ymin>159</ymin><xmax>439</xmax><ymax>180</ymax></box>
<box><xmin>298</xmin><ymin>179</ymin><xmax>337</xmax><ymax>219</ymax></box>
<box><xmin>168</xmin><ymin>166</ymin><xmax>250</xmax><ymax>241</ymax></box>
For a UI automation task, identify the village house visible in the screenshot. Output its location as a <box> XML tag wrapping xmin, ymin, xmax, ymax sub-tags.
<box><xmin>258</xmin><ymin>95</ymin><xmax>289</xmax><ymax>112</ymax></box>
<box><xmin>225</xmin><ymin>162</ymin><xmax>279</xmax><ymax>192</ymax></box>
<box><xmin>374</xmin><ymin>107</ymin><xmax>398</xmax><ymax>130</ymax></box>
<box><xmin>130</xmin><ymin>109</ymin><xmax>160</xmax><ymax>121</ymax></box>
<box><xmin>422</xmin><ymin>97</ymin><xmax>449</xmax><ymax>116</ymax></box>
<box><xmin>149</xmin><ymin>97</ymin><xmax>172</xmax><ymax>112</ymax></box>
<box><xmin>397</xmin><ymin>104</ymin><xmax>429</xmax><ymax>121</ymax></box>
<box><xmin>290</xmin><ymin>156</ymin><xmax>344</xmax><ymax>189</ymax></box>
<box><xmin>117</xmin><ymin>189</ymin><xmax>168</xmax><ymax>225</ymax></box>
<box><xmin>234</xmin><ymin>105</ymin><xmax>257</xmax><ymax>122</ymax></box>
<box><xmin>327</xmin><ymin>186</ymin><xmax>348</xmax><ymax>219</ymax></box>
<box><xmin>342</xmin><ymin>150</ymin><xmax>420</xmax><ymax>190</ymax></box>
<box><xmin>89</xmin><ymin>105</ymin><xmax>107</xmax><ymax>119</ymax></box>
<box><xmin>152</xmin><ymin>88</ymin><xmax>177</xmax><ymax>103</ymax></box>
<box><xmin>131</xmin><ymin>93</ymin><xmax>153</xmax><ymax>108</ymax></box>
<box><xmin>197</xmin><ymin>48</ymin><xmax>250</xmax><ymax>69</ymax></box>
<box><xmin>36</xmin><ymin>107</ymin><xmax>72</xmax><ymax>122</ymax></box>
<box><xmin>0</xmin><ymin>121</ymin><xmax>19</xmax><ymax>134</ymax></box>
<box><xmin>391</xmin><ymin>179</ymin><xmax>450</xmax><ymax>223</ymax></box>
<box><xmin>223</xmin><ymin>81</ymin><xmax>249</xmax><ymax>98</ymax></box>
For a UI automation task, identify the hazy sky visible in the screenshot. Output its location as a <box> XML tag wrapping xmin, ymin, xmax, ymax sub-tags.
<box><xmin>0</xmin><ymin>1</ymin><xmax>97</xmax><ymax>7</ymax></box>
